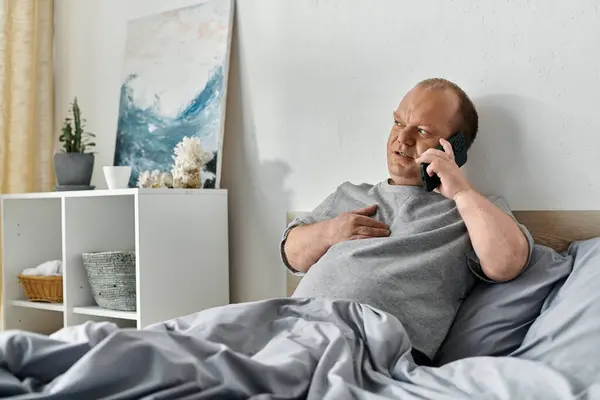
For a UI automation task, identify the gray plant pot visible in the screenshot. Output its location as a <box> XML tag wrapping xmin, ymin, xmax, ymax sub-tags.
<box><xmin>53</xmin><ymin>153</ymin><xmax>94</xmax><ymax>186</ymax></box>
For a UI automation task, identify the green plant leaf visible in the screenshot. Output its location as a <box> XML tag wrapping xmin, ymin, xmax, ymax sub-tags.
<box><xmin>60</xmin><ymin>97</ymin><xmax>96</xmax><ymax>152</ymax></box>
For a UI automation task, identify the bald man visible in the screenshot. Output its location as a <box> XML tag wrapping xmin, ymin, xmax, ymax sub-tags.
<box><xmin>280</xmin><ymin>78</ymin><xmax>533</xmax><ymax>365</ymax></box>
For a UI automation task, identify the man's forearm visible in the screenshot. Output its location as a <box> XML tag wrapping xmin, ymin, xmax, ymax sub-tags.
<box><xmin>454</xmin><ymin>190</ymin><xmax>529</xmax><ymax>282</ymax></box>
<box><xmin>284</xmin><ymin>222</ymin><xmax>332</xmax><ymax>273</ymax></box>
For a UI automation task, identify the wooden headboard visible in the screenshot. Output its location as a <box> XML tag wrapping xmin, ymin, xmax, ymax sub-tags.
<box><xmin>512</xmin><ymin>211</ymin><xmax>600</xmax><ymax>252</ymax></box>
<box><xmin>285</xmin><ymin>210</ymin><xmax>600</xmax><ymax>296</ymax></box>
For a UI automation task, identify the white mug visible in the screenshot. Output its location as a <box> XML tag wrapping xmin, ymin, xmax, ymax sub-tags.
<box><xmin>103</xmin><ymin>166</ymin><xmax>132</xmax><ymax>189</ymax></box>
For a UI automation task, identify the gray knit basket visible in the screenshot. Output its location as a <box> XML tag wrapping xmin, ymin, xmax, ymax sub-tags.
<box><xmin>81</xmin><ymin>251</ymin><xmax>136</xmax><ymax>312</ymax></box>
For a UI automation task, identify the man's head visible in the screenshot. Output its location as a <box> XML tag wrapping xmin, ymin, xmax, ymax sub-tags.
<box><xmin>386</xmin><ymin>78</ymin><xmax>478</xmax><ymax>186</ymax></box>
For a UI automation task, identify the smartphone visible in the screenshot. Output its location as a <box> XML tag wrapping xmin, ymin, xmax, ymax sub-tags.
<box><xmin>420</xmin><ymin>132</ymin><xmax>468</xmax><ymax>192</ymax></box>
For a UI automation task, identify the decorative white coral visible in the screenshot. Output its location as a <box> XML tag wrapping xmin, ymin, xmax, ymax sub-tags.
<box><xmin>159</xmin><ymin>171</ymin><xmax>173</xmax><ymax>188</ymax></box>
<box><xmin>137</xmin><ymin>171</ymin><xmax>152</xmax><ymax>188</ymax></box>
<box><xmin>171</xmin><ymin>136</ymin><xmax>211</xmax><ymax>189</ymax></box>
<box><xmin>137</xmin><ymin>170</ymin><xmax>173</xmax><ymax>189</ymax></box>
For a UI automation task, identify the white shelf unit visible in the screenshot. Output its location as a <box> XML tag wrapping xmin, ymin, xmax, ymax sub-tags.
<box><xmin>1</xmin><ymin>189</ymin><xmax>229</xmax><ymax>334</ymax></box>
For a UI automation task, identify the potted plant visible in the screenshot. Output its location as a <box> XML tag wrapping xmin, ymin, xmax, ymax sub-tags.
<box><xmin>54</xmin><ymin>97</ymin><xmax>96</xmax><ymax>187</ymax></box>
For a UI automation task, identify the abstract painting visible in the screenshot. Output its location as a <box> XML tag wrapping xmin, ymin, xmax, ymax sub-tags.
<box><xmin>113</xmin><ymin>0</ymin><xmax>233</xmax><ymax>188</ymax></box>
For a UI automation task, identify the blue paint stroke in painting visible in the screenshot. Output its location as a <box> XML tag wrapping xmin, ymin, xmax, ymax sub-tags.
<box><xmin>114</xmin><ymin>66</ymin><xmax>223</xmax><ymax>188</ymax></box>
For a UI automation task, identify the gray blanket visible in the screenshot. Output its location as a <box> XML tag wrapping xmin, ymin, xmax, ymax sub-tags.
<box><xmin>0</xmin><ymin>298</ymin><xmax>596</xmax><ymax>399</ymax></box>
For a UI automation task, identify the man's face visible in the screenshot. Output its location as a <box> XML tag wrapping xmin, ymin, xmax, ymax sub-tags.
<box><xmin>387</xmin><ymin>85</ymin><xmax>462</xmax><ymax>186</ymax></box>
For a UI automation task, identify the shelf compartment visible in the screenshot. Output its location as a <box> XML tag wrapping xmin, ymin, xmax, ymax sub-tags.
<box><xmin>62</xmin><ymin>195</ymin><xmax>136</xmax><ymax>327</ymax></box>
<box><xmin>2</xmin><ymin>197</ymin><xmax>63</xmax><ymax>331</ymax></box>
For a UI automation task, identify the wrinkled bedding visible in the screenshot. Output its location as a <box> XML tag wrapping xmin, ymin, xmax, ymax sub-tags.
<box><xmin>1</xmin><ymin>297</ymin><xmax>598</xmax><ymax>399</ymax></box>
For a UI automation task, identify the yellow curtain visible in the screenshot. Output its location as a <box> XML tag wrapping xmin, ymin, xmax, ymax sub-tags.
<box><xmin>0</xmin><ymin>0</ymin><xmax>56</xmax><ymax>319</ymax></box>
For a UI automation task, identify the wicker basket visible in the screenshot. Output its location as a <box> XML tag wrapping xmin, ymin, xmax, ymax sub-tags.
<box><xmin>82</xmin><ymin>251</ymin><xmax>136</xmax><ymax>312</ymax></box>
<box><xmin>17</xmin><ymin>275</ymin><xmax>63</xmax><ymax>303</ymax></box>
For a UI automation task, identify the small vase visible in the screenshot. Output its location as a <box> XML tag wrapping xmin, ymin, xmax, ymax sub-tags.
<box><xmin>103</xmin><ymin>166</ymin><xmax>132</xmax><ymax>189</ymax></box>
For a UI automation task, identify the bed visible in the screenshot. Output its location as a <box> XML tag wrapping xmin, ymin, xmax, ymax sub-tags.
<box><xmin>1</xmin><ymin>210</ymin><xmax>599</xmax><ymax>399</ymax></box>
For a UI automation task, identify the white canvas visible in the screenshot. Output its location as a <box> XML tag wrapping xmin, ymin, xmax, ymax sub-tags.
<box><xmin>114</xmin><ymin>0</ymin><xmax>234</xmax><ymax>188</ymax></box>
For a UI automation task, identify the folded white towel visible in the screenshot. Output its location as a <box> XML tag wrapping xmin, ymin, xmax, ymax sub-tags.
<box><xmin>21</xmin><ymin>268</ymin><xmax>39</xmax><ymax>276</ymax></box>
<box><xmin>37</xmin><ymin>260</ymin><xmax>61</xmax><ymax>275</ymax></box>
<box><xmin>21</xmin><ymin>260</ymin><xmax>62</xmax><ymax>276</ymax></box>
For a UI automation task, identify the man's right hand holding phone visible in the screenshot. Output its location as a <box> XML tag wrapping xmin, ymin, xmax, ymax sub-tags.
<box><xmin>416</xmin><ymin>138</ymin><xmax>473</xmax><ymax>200</ymax></box>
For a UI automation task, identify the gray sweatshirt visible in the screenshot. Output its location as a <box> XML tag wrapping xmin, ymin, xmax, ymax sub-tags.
<box><xmin>281</xmin><ymin>181</ymin><xmax>533</xmax><ymax>359</ymax></box>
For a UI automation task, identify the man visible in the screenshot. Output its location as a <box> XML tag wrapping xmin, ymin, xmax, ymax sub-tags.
<box><xmin>280</xmin><ymin>78</ymin><xmax>533</xmax><ymax>364</ymax></box>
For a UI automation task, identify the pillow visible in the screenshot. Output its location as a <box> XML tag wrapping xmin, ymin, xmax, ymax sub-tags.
<box><xmin>434</xmin><ymin>244</ymin><xmax>573</xmax><ymax>365</ymax></box>
<box><xmin>511</xmin><ymin>238</ymin><xmax>600</xmax><ymax>388</ymax></box>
